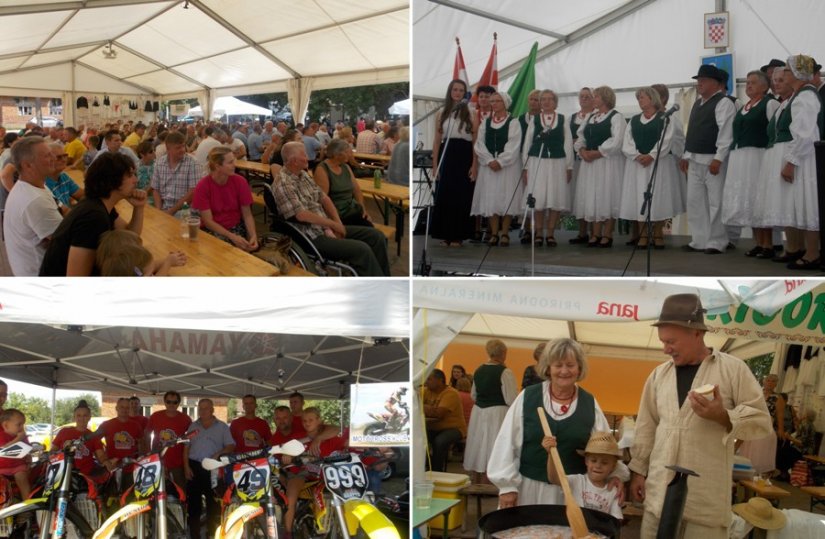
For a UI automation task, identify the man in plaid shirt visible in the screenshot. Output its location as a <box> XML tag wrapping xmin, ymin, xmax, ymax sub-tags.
<box><xmin>273</xmin><ymin>142</ymin><xmax>390</xmax><ymax>276</ymax></box>
<box><xmin>151</xmin><ymin>131</ymin><xmax>200</xmax><ymax>214</ymax></box>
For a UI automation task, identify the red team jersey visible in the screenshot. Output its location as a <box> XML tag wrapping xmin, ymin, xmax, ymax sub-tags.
<box><xmin>270</xmin><ymin>425</ymin><xmax>307</xmax><ymax>447</ymax></box>
<box><xmin>147</xmin><ymin>411</ymin><xmax>192</xmax><ymax>468</ymax></box>
<box><xmin>230</xmin><ymin>416</ymin><xmax>272</xmax><ymax>453</ymax></box>
<box><xmin>98</xmin><ymin>418</ymin><xmax>143</xmax><ymax>460</ymax></box>
<box><xmin>52</xmin><ymin>427</ymin><xmax>103</xmax><ymax>475</ymax></box>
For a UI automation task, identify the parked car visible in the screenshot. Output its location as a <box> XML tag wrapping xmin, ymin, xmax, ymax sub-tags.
<box><xmin>30</xmin><ymin>116</ymin><xmax>61</xmax><ymax>128</ymax></box>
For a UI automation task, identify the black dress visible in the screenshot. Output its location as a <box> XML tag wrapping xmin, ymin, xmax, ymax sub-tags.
<box><xmin>430</xmin><ymin>114</ymin><xmax>475</xmax><ymax>243</ymax></box>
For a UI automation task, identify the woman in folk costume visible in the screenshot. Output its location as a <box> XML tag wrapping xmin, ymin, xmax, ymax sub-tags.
<box><xmin>516</xmin><ymin>89</ymin><xmax>541</xmax><ymax>244</ymax></box>
<box><xmin>463</xmin><ymin>339</ymin><xmax>517</xmax><ymax>483</ymax></box>
<box><xmin>573</xmin><ymin>85</ymin><xmax>625</xmax><ymax>247</ymax></box>
<box><xmin>520</xmin><ymin>90</ymin><xmax>574</xmax><ymax>247</ymax></box>
<box><xmin>619</xmin><ymin>86</ymin><xmax>684</xmax><ymax>250</ymax></box>
<box><xmin>569</xmin><ymin>87</ymin><xmax>595</xmax><ymax>245</ymax></box>
<box><xmin>754</xmin><ymin>55</ymin><xmax>824</xmax><ymax>270</ymax></box>
<box><xmin>721</xmin><ymin>70</ymin><xmax>778</xmax><ymax>258</ymax></box>
<box><xmin>430</xmin><ymin>79</ymin><xmax>477</xmax><ymax>247</ymax></box>
<box><xmin>471</xmin><ymin>91</ymin><xmax>523</xmax><ymax>246</ymax></box>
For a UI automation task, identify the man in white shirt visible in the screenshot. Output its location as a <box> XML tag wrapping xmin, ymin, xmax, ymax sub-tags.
<box><xmin>193</xmin><ymin>127</ymin><xmax>224</xmax><ymax>174</ymax></box>
<box><xmin>679</xmin><ymin>64</ymin><xmax>736</xmax><ymax>254</ymax></box>
<box><xmin>3</xmin><ymin>136</ymin><xmax>63</xmax><ymax>275</ymax></box>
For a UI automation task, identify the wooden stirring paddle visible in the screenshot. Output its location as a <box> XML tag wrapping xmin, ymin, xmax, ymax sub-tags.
<box><xmin>537</xmin><ymin>407</ymin><xmax>589</xmax><ymax>539</ymax></box>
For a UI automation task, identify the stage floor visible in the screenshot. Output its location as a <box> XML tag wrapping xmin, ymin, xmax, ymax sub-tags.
<box><xmin>413</xmin><ymin>230</ymin><xmax>824</xmax><ymax>277</ymax></box>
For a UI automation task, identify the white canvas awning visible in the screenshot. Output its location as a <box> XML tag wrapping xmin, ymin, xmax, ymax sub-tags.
<box><xmin>188</xmin><ymin>96</ymin><xmax>273</xmax><ymax>118</ymax></box>
<box><xmin>0</xmin><ymin>1</ymin><xmax>409</xmax><ymax>125</ymax></box>
<box><xmin>0</xmin><ymin>280</ymin><xmax>409</xmax><ymax>401</ymax></box>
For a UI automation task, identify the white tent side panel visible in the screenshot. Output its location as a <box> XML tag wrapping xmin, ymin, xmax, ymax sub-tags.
<box><xmin>0</xmin><ymin>64</ymin><xmax>150</xmax><ymax>95</ymax></box>
<box><xmin>0</xmin><ymin>280</ymin><xmax>409</xmax><ymax>338</ymax></box>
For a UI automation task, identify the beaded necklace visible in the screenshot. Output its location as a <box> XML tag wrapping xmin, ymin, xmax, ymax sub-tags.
<box><xmin>549</xmin><ymin>386</ymin><xmax>576</xmax><ymax>415</ymax></box>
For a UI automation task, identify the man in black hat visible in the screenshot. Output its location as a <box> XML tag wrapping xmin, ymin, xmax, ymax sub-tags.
<box><xmin>760</xmin><ymin>59</ymin><xmax>786</xmax><ymax>79</ymax></box>
<box><xmin>628</xmin><ymin>293</ymin><xmax>771</xmax><ymax>539</ymax></box>
<box><xmin>679</xmin><ymin>64</ymin><xmax>737</xmax><ymax>255</ymax></box>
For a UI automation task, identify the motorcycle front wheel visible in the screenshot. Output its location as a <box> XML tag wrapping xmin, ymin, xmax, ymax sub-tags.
<box><xmin>362</xmin><ymin>424</ymin><xmax>385</xmax><ymax>436</ymax></box>
<box><xmin>6</xmin><ymin>506</ymin><xmax>93</xmax><ymax>539</ymax></box>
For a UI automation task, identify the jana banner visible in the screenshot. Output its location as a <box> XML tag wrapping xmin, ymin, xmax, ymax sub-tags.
<box><xmin>349</xmin><ymin>383</ymin><xmax>410</xmax><ymax>447</ymax></box>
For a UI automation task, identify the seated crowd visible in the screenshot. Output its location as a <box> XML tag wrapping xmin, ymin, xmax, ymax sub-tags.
<box><xmin>0</xmin><ymin>115</ymin><xmax>405</xmax><ymax>276</ymax></box>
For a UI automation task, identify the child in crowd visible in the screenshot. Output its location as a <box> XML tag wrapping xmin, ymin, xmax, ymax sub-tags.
<box><xmin>96</xmin><ymin>229</ymin><xmax>186</xmax><ymax>276</ymax></box>
<box><xmin>136</xmin><ymin>141</ymin><xmax>155</xmax><ymax>200</ymax></box>
<box><xmin>82</xmin><ymin>135</ymin><xmax>100</xmax><ymax>169</ymax></box>
<box><xmin>0</xmin><ymin>409</ymin><xmax>32</xmax><ymax>499</ymax></box>
<box><xmin>542</xmin><ymin>431</ymin><xmax>624</xmax><ymax>520</ymax></box>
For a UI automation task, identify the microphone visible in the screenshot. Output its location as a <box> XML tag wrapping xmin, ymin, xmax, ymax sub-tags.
<box><xmin>663</xmin><ymin>104</ymin><xmax>680</xmax><ymax>118</ymax></box>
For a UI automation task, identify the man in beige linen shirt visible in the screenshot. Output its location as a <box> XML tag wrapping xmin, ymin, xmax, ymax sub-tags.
<box><xmin>629</xmin><ymin>294</ymin><xmax>771</xmax><ymax>539</ymax></box>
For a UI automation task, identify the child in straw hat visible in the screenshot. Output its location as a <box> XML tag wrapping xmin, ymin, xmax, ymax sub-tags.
<box><xmin>542</xmin><ymin>431</ymin><xmax>624</xmax><ymax>519</ymax></box>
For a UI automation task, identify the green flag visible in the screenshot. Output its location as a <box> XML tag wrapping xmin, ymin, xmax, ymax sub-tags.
<box><xmin>507</xmin><ymin>42</ymin><xmax>538</xmax><ymax>117</ymax></box>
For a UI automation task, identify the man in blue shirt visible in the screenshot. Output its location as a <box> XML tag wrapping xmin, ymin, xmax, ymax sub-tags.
<box><xmin>183</xmin><ymin>399</ymin><xmax>234</xmax><ymax>539</ymax></box>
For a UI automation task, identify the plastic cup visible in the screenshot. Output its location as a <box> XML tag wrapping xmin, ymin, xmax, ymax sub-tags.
<box><xmin>414</xmin><ymin>481</ymin><xmax>434</xmax><ymax>510</ymax></box>
<box><xmin>187</xmin><ymin>216</ymin><xmax>201</xmax><ymax>241</ymax></box>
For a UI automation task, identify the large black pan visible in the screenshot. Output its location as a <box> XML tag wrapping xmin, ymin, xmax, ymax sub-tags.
<box><xmin>477</xmin><ymin>504</ymin><xmax>621</xmax><ymax>538</ymax></box>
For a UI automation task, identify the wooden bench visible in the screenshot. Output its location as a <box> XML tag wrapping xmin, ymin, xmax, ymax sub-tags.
<box><xmin>799</xmin><ymin>485</ymin><xmax>825</xmax><ymax>512</ymax></box>
<box><xmin>738</xmin><ymin>479</ymin><xmax>791</xmax><ymax>507</ymax></box>
<box><xmin>458</xmin><ymin>483</ymin><xmax>498</xmax><ymax>531</ymax></box>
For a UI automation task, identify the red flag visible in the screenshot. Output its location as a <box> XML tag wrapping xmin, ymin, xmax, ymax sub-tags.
<box><xmin>472</xmin><ymin>33</ymin><xmax>499</xmax><ymax>104</ymax></box>
<box><xmin>453</xmin><ymin>37</ymin><xmax>469</xmax><ymax>88</ymax></box>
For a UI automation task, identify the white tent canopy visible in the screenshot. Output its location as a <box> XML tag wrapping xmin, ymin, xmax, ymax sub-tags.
<box><xmin>0</xmin><ymin>0</ymin><xmax>409</xmax><ymax>125</ymax></box>
<box><xmin>189</xmin><ymin>96</ymin><xmax>272</xmax><ymax>118</ymax></box>
<box><xmin>413</xmin><ymin>0</ymin><xmax>825</xmax><ymax>146</ymax></box>
<box><xmin>0</xmin><ymin>280</ymin><xmax>409</xmax><ymax>400</ymax></box>
<box><xmin>389</xmin><ymin>98</ymin><xmax>411</xmax><ymax>115</ymax></box>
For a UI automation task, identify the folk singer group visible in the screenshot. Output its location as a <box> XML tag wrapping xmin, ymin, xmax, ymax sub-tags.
<box><xmin>429</xmin><ymin>54</ymin><xmax>824</xmax><ymax>270</ymax></box>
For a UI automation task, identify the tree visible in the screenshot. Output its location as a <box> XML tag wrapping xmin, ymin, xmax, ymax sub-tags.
<box><xmin>6</xmin><ymin>393</ymin><xmax>51</xmax><ymax>424</ymax></box>
<box><xmin>227</xmin><ymin>398</ymin><xmax>350</xmax><ymax>429</ymax></box>
<box><xmin>54</xmin><ymin>394</ymin><xmax>101</xmax><ymax>425</ymax></box>
<box><xmin>305</xmin><ymin>83</ymin><xmax>408</xmax><ymax>124</ymax></box>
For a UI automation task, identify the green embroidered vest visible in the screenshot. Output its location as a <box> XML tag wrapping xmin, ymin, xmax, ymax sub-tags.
<box><xmin>630</xmin><ymin>113</ymin><xmax>665</xmax><ymax>155</ymax></box>
<box><xmin>473</xmin><ymin>364</ymin><xmax>506</xmax><ymax>408</ymax></box>
<box><xmin>583</xmin><ymin>110</ymin><xmax>617</xmax><ymax>151</ymax></box>
<box><xmin>519</xmin><ymin>383</ymin><xmax>594</xmax><ymax>482</ymax></box>
<box><xmin>527</xmin><ymin>114</ymin><xmax>566</xmax><ymax>158</ymax></box>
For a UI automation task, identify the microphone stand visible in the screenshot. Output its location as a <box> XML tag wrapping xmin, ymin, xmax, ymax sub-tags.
<box><xmin>520</xmin><ymin>135</ymin><xmax>546</xmax><ymax>277</ymax></box>
<box><xmin>417</xmin><ymin>104</ymin><xmax>462</xmax><ymax>276</ymax></box>
<box><xmin>638</xmin><ymin>111</ymin><xmax>672</xmax><ymax>277</ymax></box>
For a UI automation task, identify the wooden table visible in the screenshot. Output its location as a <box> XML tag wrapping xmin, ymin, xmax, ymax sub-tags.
<box><xmin>234</xmin><ymin>159</ymin><xmax>273</xmax><ymax>182</ymax></box>
<box><xmin>738</xmin><ymin>479</ymin><xmax>791</xmax><ymax>507</ymax></box>
<box><xmin>353</xmin><ymin>152</ymin><xmax>391</xmax><ymax>165</ymax></box>
<box><xmin>804</xmin><ymin>454</ymin><xmax>825</xmax><ymax>465</ymax></box>
<box><xmin>65</xmin><ymin>169</ymin><xmax>281</xmax><ymax>276</ymax></box>
<box><xmin>412</xmin><ymin>498</ymin><xmax>459</xmax><ymax>539</ymax></box>
<box><xmin>356</xmin><ymin>178</ymin><xmax>409</xmax><ymax>255</ymax></box>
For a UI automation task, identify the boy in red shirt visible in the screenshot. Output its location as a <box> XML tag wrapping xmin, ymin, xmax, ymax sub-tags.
<box><xmin>0</xmin><ymin>409</ymin><xmax>31</xmax><ymax>499</ymax></box>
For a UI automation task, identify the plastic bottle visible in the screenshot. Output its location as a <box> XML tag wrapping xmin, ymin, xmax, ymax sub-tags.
<box><xmin>180</xmin><ymin>202</ymin><xmax>190</xmax><ymax>238</ymax></box>
<box><xmin>373</xmin><ymin>168</ymin><xmax>382</xmax><ymax>189</ymax></box>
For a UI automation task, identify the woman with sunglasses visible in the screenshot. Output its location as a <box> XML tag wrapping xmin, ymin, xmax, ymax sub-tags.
<box><xmin>148</xmin><ymin>390</ymin><xmax>192</xmax><ymax>488</ymax></box>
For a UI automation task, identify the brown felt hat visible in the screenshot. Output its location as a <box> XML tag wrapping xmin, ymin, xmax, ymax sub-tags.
<box><xmin>652</xmin><ymin>294</ymin><xmax>708</xmax><ymax>331</ymax></box>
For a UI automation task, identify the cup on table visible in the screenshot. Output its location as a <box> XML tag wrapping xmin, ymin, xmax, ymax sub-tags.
<box><xmin>187</xmin><ymin>216</ymin><xmax>201</xmax><ymax>241</ymax></box>
<box><xmin>414</xmin><ymin>481</ymin><xmax>434</xmax><ymax>510</ymax></box>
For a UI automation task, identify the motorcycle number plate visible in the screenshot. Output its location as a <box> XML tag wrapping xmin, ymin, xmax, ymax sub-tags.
<box><xmin>44</xmin><ymin>453</ymin><xmax>66</xmax><ymax>496</ymax></box>
<box><xmin>133</xmin><ymin>454</ymin><xmax>162</xmax><ymax>499</ymax></box>
<box><xmin>322</xmin><ymin>459</ymin><xmax>368</xmax><ymax>502</ymax></box>
<box><xmin>233</xmin><ymin>457</ymin><xmax>271</xmax><ymax>502</ymax></box>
